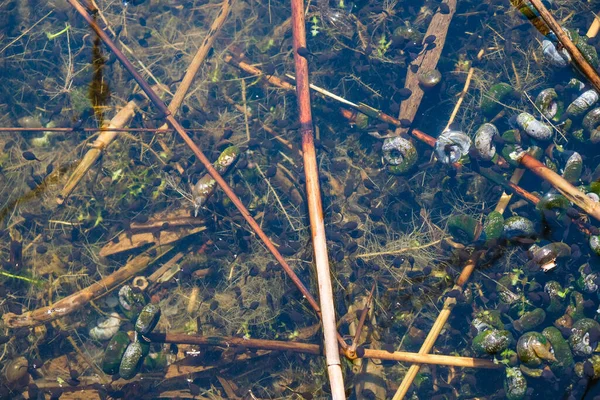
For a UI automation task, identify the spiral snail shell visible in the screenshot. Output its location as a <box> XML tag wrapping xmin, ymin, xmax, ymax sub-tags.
<box><xmin>516</xmin><ymin>112</ymin><xmax>553</xmax><ymax>141</ymax></box>
<box><xmin>583</xmin><ymin>107</ymin><xmax>600</xmax><ymax>143</ymax></box>
<box><xmin>474</xmin><ymin>123</ymin><xmax>498</xmax><ymax>161</ymax></box>
<box><xmin>565</xmin><ymin>89</ymin><xmax>599</xmax><ymax>118</ymax></box>
<box><xmin>535</xmin><ymin>88</ymin><xmax>562</xmax><ymax>120</ymax></box>
<box><xmin>542</xmin><ymin>40</ymin><xmax>571</xmax><ymax>68</ymax></box>
<box><xmin>381</xmin><ymin>136</ymin><xmax>418</xmax><ymax>174</ymax></box>
<box><xmin>562</xmin><ymin>152</ymin><xmax>582</xmax><ymax>183</ymax></box>
<box><xmin>435</xmin><ymin>129</ymin><xmax>472</xmax><ymax>164</ymax></box>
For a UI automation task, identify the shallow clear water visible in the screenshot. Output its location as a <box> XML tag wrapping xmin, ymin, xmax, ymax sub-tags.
<box><xmin>1</xmin><ymin>0</ymin><xmax>600</xmax><ymax>398</ymax></box>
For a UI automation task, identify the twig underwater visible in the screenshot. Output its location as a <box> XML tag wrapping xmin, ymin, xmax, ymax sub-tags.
<box><xmin>290</xmin><ymin>0</ymin><xmax>346</xmax><ymax>395</ymax></box>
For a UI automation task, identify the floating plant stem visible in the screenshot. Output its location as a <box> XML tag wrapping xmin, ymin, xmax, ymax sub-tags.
<box><xmin>143</xmin><ymin>332</ymin><xmax>500</xmax><ymax>368</ymax></box>
<box><xmin>153</xmin><ymin>0</ymin><xmax>236</xmax><ymax>156</ymax></box>
<box><xmin>517</xmin><ymin>153</ymin><xmax>600</xmax><ymax>222</ymax></box>
<box><xmin>290</xmin><ymin>0</ymin><xmax>346</xmax><ymax>394</ymax></box>
<box><xmin>392</xmin><ymin>252</ymin><xmax>482</xmax><ymax>400</ymax></box>
<box><xmin>57</xmin><ymin>91</ymin><xmax>150</xmax><ymax>204</ymax></box>
<box><xmin>0</xmin><ymin>269</ymin><xmax>43</xmax><ymax>286</ymax></box>
<box><xmin>3</xmin><ymin>245</ymin><xmax>172</xmax><ymax>328</ymax></box>
<box><xmin>393</xmin><ymin>0</ymin><xmax>456</xmax><ymax>136</ymax></box>
<box><xmin>526</xmin><ymin>0</ymin><xmax>600</xmax><ymax>93</ymax></box>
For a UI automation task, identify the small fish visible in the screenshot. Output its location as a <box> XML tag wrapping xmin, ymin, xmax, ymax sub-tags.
<box><xmin>22</xmin><ymin>151</ymin><xmax>41</xmax><ymax>161</ymax></box>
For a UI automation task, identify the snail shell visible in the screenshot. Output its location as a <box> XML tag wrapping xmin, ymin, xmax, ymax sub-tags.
<box><xmin>583</xmin><ymin>107</ymin><xmax>600</xmax><ymax>143</ymax></box>
<box><xmin>89</xmin><ymin>312</ymin><xmax>122</xmax><ymax>341</ymax></box>
<box><xmin>569</xmin><ymin>318</ymin><xmax>600</xmax><ymax>357</ymax></box>
<box><xmin>192</xmin><ymin>146</ymin><xmax>240</xmax><ymax>214</ymax></box>
<box><xmin>119</xmin><ymin>340</ymin><xmax>147</xmax><ymax>380</ymax></box>
<box><xmin>418</xmin><ymin>69</ymin><xmax>442</xmax><ymax>88</ymax></box>
<box><xmin>4</xmin><ymin>356</ymin><xmax>29</xmax><ymax>385</ymax></box>
<box><xmin>566</xmin><ymin>89</ymin><xmax>599</xmax><ymax>118</ymax></box>
<box><xmin>135</xmin><ymin>303</ymin><xmax>161</xmax><ymax>335</ymax></box>
<box><xmin>503</xmin><ymin>215</ymin><xmax>535</xmax><ymax>240</ymax></box>
<box><xmin>481</xmin><ymin>82</ymin><xmax>514</xmax><ymax>116</ymax></box>
<box><xmin>536</xmin><ymin>191</ymin><xmax>570</xmax><ymax>211</ymax></box>
<box><xmin>562</xmin><ymin>152</ymin><xmax>582</xmax><ymax>183</ymax></box>
<box><xmin>517</xmin><ymin>331</ymin><xmax>556</xmax><ymax>367</ymax></box>
<box><xmin>567</xmin><ymin>78</ymin><xmax>586</xmax><ymax>92</ymax></box>
<box><xmin>472</xmin><ymin>329</ymin><xmax>513</xmax><ymax>355</ymax></box>
<box><xmin>435</xmin><ymin>129</ymin><xmax>472</xmax><ymax>164</ymax></box>
<box><xmin>505</xmin><ymin>367</ymin><xmax>527</xmax><ymax>400</ymax></box>
<box><xmin>102</xmin><ymin>331</ymin><xmax>131</xmax><ymax>375</ymax></box>
<box><xmin>545</xmin><ymin>280</ymin><xmax>567</xmax><ymax>316</ymax></box>
<box><xmin>535</xmin><ymin>88</ymin><xmax>561</xmax><ymax>120</ymax></box>
<box><xmin>590</xmin><ymin>235</ymin><xmax>600</xmax><ymax>256</ymax></box>
<box><xmin>474</xmin><ymin>123</ymin><xmax>498</xmax><ymax>161</ymax></box>
<box><xmin>513</xmin><ymin>308</ymin><xmax>546</xmax><ymax>332</ymax></box>
<box><xmin>542</xmin><ymin>40</ymin><xmax>571</xmax><ymax>67</ymax></box>
<box><xmin>447</xmin><ymin>214</ymin><xmax>480</xmax><ymax>244</ymax></box>
<box><xmin>381</xmin><ymin>136</ymin><xmax>418</xmax><ymax>174</ymax></box>
<box><xmin>516</xmin><ymin>112</ymin><xmax>553</xmax><ymax>141</ymax></box>
<box><xmin>530</xmin><ymin>242</ymin><xmax>571</xmax><ymax>270</ymax></box>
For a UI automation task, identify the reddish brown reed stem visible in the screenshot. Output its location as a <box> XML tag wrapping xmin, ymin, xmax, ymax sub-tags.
<box><xmin>290</xmin><ymin>0</ymin><xmax>345</xmax><ymax>396</ymax></box>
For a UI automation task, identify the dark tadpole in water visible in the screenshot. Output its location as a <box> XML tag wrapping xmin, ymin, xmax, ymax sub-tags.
<box><xmin>397</xmin><ymin>88</ymin><xmax>412</xmax><ymax>100</ymax></box>
<box><xmin>346</xmin><ymin>241</ymin><xmax>358</xmax><ymax>253</ymax></box>
<box><xmin>265</xmin><ymin>164</ymin><xmax>277</xmax><ymax>178</ymax></box>
<box><xmin>296</xmin><ymin>47</ymin><xmax>314</xmax><ymax>58</ymax></box>
<box><xmin>10</xmin><ymin>239</ymin><xmax>22</xmax><ymax>270</ymax></box>
<box><xmin>439</xmin><ymin>3</ymin><xmax>450</xmax><ymax>14</ymax></box>
<box><xmin>399</xmin><ymin>118</ymin><xmax>412</xmax><ymax>128</ymax></box>
<box><xmin>342</xmin><ymin>221</ymin><xmax>358</xmax><ymax>231</ymax></box>
<box><xmin>424</xmin><ymin>35</ymin><xmax>436</xmax><ymax>44</ymax></box>
<box><xmin>22</xmin><ymin>151</ymin><xmax>41</xmax><ymax>161</ymax></box>
<box><xmin>566</xmin><ymin>207</ymin><xmax>580</xmax><ymax>219</ymax></box>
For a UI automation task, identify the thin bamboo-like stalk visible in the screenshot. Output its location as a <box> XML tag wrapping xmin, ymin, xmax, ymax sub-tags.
<box><xmin>3</xmin><ymin>244</ymin><xmax>173</xmax><ymax>327</ymax></box>
<box><xmin>392</xmin><ymin>252</ymin><xmax>482</xmax><ymax>399</ymax></box>
<box><xmin>144</xmin><ymin>332</ymin><xmax>500</xmax><ymax>369</ymax></box>
<box><xmin>58</xmin><ymin>0</ymin><xmax>234</xmax><ymax>202</ymax></box>
<box><xmin>64</xmin><ymin>0</ymin><xmax>333</xmax><ymax>341</ymax></box>
<box><xmin>518</xmin><ymin>153</ymin><xmax>600</xmax><ymax>222</ymax></box>
<box><xmin>154</xmin><ymin>0</ymin><xmax>235</xmax><ymax>147</ymax></box>
<box><xmin>527</xmin><ymin>0</ymin><xmax>600</xmax><ymax>93</ymax></box>
<box><xmin>289</xmin><ymin>0</ymin><xmax>345</xmax><ymax>396</ymax></box>
<box><xmin>444</xmin><ymin>68</ymin><xmax>474</xmax><ymax>131</ymax></box>
<box><xmin>57</xmin><ymin>93</ymin><xmax>149</xmax><ymax>204</ymax></box>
